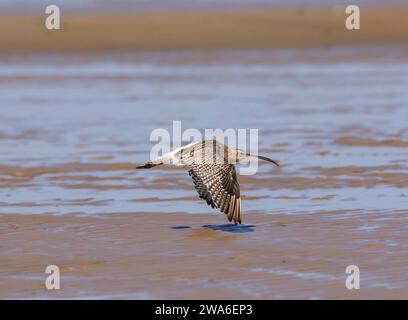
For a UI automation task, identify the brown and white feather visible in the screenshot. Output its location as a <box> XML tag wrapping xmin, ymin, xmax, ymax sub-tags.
<box><xmin>188</xmin><ymin>162</ymin><xmax>241</xmax><ymax>224</ymax></box>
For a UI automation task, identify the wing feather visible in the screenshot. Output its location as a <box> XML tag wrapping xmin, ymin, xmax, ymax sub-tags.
<box><xmin>189</xmin><ymin>162</ymin><xmax>242</xmax><ymax>224</ymax></box>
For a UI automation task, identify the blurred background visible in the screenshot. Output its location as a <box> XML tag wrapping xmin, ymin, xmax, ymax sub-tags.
<box><xmin>0</xmin><ymin>0</ymin><xmax>407</xmax><ymax>12</ymax></box>
<box><xmin>0</xmin><ymin>0</ymin><xmax>407</xmax><ymax>299</ymax></box>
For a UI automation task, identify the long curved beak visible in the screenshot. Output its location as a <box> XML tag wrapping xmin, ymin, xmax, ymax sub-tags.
<box><xmin>247</xmin><ymin>154</ymin><xmax>280</xmax><ymax>167</ymax></box>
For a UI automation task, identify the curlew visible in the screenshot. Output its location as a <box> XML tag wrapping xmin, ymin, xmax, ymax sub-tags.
<box><xmin>136</xmin><ymin>140</ymin><xmax>279</xmax><ymax>224</ymax></box>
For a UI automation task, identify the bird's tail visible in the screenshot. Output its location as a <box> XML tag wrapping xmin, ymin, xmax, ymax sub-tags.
<box><xmin>136</xmin><ymin>161</ymin><xmax>162</xmax><ymax>169</ymax></box>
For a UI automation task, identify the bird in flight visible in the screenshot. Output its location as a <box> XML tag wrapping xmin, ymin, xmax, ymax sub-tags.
<box><xmin>136</xmin><ymin>140</ymin><xmax>279</xmax><ymax>224</ymax></box>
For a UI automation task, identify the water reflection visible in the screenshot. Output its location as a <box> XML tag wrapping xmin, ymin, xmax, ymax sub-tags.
<box><xmin>0</xmin><ymin>47</ymin><xmax>407</xmax><ymax>216</ymax></box>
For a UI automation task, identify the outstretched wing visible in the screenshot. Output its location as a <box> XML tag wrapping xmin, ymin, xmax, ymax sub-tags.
<box><xmin>189</xmin><ymin>163</ymin><xmax>241</xmax><ymax>224</ymax></box>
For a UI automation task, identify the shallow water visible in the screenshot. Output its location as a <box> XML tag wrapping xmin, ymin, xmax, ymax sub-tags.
<box><xmin>1</xmin><ymin>47</ymin><xmax>407</xmax><ymax>217</ymax></box>
<box><xmin>1</xmin><ymin>46</ymin><xmax>408</xmax><ymax>299</ymax></box>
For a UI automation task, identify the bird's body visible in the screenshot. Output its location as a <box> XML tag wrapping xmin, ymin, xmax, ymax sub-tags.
<box><xmin>137</xmin><ymin>140</ymin><xmax>279</xmax><ymax>224</ymax></box>
<box><xmin>145</xmin><ymin>140</ymin><xmax>242</xmax><ymax>167</ymax></box>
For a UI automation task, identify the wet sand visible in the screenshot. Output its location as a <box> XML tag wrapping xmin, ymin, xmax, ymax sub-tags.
<box><xmin>1</xmin><ymin>42</ymin><xmax>408</xmax><ymax>298</ymax></box>
<box><xmin>1</xmin><ymin>210</ymin><xmax>407</xmax><ymax>299</ymax></box>
<box><xmin>1</xmin><ymin>6</ymin><xmax>408</xmax><ymax>54</ymax></box>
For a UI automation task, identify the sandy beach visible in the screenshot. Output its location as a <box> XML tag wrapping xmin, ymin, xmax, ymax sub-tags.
<box><xmin>1</xmin><ymin>2</ymin><xmax>408</xmax><ymax>300</ymax></box>
<box><xmin>1</xmin><ymin>6</ymin><xmax>408</xmax><ymax>54</ymax></box>
<box><xmin>1</xmin><ymin>46</ymin><xmax>408</xmax><ymax>299</ymax></box>
<box><xmin>2</xmin><ymin>210</ymin><xmax>407</xmax><ymax>299</ymax></box>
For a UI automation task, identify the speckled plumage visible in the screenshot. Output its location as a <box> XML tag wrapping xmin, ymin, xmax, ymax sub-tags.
<box><xmin>189</xmin><ymin>162</ymin><xmax>241</xmax><ymax>224</ymax></box>
<box><xmin>136</xmin><ymin>139</ymin><xmax>279</xmax><ymax>225</ymax></box>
